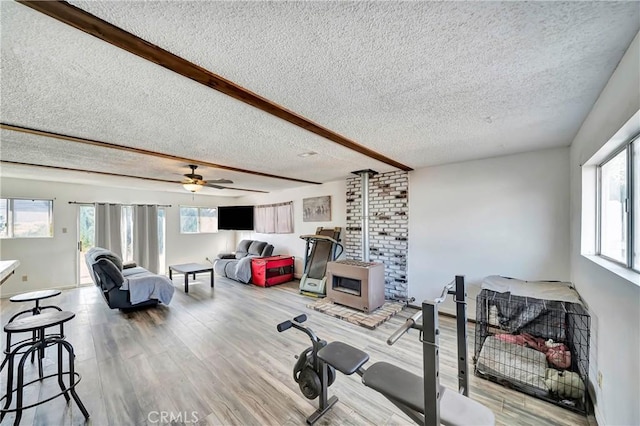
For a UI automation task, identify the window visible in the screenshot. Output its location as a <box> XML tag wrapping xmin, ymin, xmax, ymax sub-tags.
<box><xmin>179</xmin><ymin>206</ymin><xmax>218</xmax><ymax>233</ymax></box>
<box><xmin>598</xmin><ymin>136</ymin><xmax>639</xmax><ymax>271</ymax></box>
<box><xmin>0</xmin><ymin>198</ymin><xmax>53</xmax><ymax>238</ymax></box>
<box><xmin>599</xmin><ymin>149</ymin><xmax>627</xmax><ymax>262</ymax></box>
<box><xmin>0</xmin><ymin>199</ymin><xmax>7</xmax><ymax>238</ymax></box>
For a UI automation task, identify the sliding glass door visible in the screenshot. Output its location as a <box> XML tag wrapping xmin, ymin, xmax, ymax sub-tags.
<box><xmin>77</xmin><ymin>204</ymin><xmax>167</xmax><ymax>284</ymax></box>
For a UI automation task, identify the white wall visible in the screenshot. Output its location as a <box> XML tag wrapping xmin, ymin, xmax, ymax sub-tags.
<box><xmin>408</xmin><ymin>147</ymin><xmax>571</xmax><ymax>317</ymax></box>
<box><xmin>0</xmin><ymin>178</ymin><xmax>234</xmax><ymax>297</ymax></box>
<box><xmin>237</xmin><ymin>180</ymin><xmax>346</xmax><ymax>276</ymax></box>
<box><xmin>569</xmin><ymin>32</ymin><xmax>640</xmax><ymax>426</ymax></box>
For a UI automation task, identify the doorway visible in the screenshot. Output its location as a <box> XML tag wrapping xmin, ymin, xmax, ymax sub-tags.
<box><xmin>77</xmin><ymin>204</ymin><xmax>95</xmax><ymax>285</ymax></box>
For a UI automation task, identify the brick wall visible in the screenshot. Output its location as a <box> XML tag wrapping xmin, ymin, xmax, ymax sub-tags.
<box><xmin>345</xmin><ymin>171</ymin><xmax>409</xmax><ymax>300</ymax></box>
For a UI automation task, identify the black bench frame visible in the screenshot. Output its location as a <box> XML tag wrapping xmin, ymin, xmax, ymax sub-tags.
<box><xmin>280</xmin><ymin>276</ymin><xmax>472</xmax><ymax>425</ymax></box>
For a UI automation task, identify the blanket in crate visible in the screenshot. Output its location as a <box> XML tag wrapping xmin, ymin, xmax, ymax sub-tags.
<box><xmin>476</xmin><ymin>335</ymin><xmax>549</xmax><ymax>394</ymax></box>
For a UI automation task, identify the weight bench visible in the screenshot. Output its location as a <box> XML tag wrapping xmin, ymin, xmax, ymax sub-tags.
<box><xmin>318</xmin><ymin>342</ymin><xmax>494</xmax><ymax>426</ymax></box>
<box><xmin>307</xmin><ymin>276</ymin><xmax>495</xmax><ymax>426</ymax></box>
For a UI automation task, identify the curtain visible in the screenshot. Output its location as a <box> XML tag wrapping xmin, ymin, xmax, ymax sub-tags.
<box><xmin>95</xmin><ymin>203</ymin><xmax>123</xmax><ymax>258</ymax></box>
<box><xmin>275</xmin><ymin>203</ymin><xmax>294</xmax><ymax>233</ymax></box>
<box><xmin>255</xmin><ymin>204</ymin><xmax>275</xmax><ymax>233</ymax></box>
<box><xmin>255</xmin><ymin>201</ymin><xmax>293</xmax><ymax>234</ymax></box>
<box><xmin>133</xmin><ymin>205</ymin><xmax>160</xmax><ymax>273</ymax></box>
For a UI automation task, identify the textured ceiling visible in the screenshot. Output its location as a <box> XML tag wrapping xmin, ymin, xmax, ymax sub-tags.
<box><xmin>1</xmin><ymin>1</ymin><xmax>639</xmax><ymax>195</ymax></box>
<box><xmin>0</xmin><ymin>129</ymin><xmax>296</xmax><ymax>196</ymax></box>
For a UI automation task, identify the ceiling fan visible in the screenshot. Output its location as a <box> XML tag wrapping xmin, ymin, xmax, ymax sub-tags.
<box><xmin>182</xmin><ymin>164</ymin><xmax>233</xmax><ymax>192</ymax></box>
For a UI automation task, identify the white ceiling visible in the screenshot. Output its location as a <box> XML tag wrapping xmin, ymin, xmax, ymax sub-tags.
<box><xmin>1</xmin><ymin>1</ymin><xmax>638</xmax><ymax>196</ymax></box>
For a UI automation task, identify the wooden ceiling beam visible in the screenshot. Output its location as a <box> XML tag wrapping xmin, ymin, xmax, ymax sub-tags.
<box><xmin>0</xmin><ymin>160</ymin><xmax>270</xmax><ymax>193</ymax></box>
<box><xmin>1</xmin><ymin>123</ymin><xmax>317</xmax><ymax>185</ymax></box>
<box><xmin>18</xmin><ymin>0</ymin><xmax>413</xmax><ymax>172</ymax></box>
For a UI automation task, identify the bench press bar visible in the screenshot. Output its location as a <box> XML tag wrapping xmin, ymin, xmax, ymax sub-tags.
<box><xmin>422</xmin><ymin>275</ymin><xmax>468</xmax><ymax>426</ymax></box>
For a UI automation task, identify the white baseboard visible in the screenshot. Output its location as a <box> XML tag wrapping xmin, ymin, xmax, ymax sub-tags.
<box><xmin>0</xmin><ymin>284</ymin><xmax>77</xmax><ymax>299</ymax></box>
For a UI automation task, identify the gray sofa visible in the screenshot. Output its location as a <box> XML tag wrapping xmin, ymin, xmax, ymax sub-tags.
<box><xmin>86</xmin><ymin>247</ymin><xmax>175</xmax><ymax>309</ymax></box>
<box><xmin>214</xmin><ymin>240</ymin><xmax>274</xmax><ymax>283</ymax></box>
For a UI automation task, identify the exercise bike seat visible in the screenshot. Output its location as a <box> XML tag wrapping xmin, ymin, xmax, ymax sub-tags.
<box><xmin>317</xmin><ymin>341</ymin><xmax>369</xmax><ymax>375</ymax></box>
<box><xmin>362</xmin><ymin>362</ymin><xmax>495</xmax><ymax>426</ymax></box>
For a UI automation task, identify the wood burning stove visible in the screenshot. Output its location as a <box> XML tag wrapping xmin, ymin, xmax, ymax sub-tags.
<box><xmin>326</xmin><ymin>260</ymin><xmax>385</xmax><ymax>313</ymax></box>
<box><xmin>328</xmin><ymin>169</ymin><xmax>386</xmax><ymax>313</ymax></box>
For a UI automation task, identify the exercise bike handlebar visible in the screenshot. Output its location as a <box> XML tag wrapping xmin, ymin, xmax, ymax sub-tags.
<box><xmin>277</xmin><ymin>314</ymin><xmax>320</xmax><ymax>343</ymax></box>
<box><xmin>387</xmin><ymin>310</ymin><xmax>423</xmax><ymax>346</ymax></box>
<box><xmin>277</xmin><ymin>320</ymin><xmax>293</xmax><ymax>332</ymax></box>
<box><xmin>294</xmin><ymin>314</ymin><xmax>307</xmax><ymax>323</ymax></box>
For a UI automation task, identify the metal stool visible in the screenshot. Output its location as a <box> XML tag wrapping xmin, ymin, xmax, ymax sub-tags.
<box><xmin>0</xmin><ymin>311</ymin><xmax>89</xmax><ymax>425</ymax></box>
<box><xmin>8</xmin><ymin>290</ymin><xmax>62</xmax><ymax>321</ymax></box>
<box><xmin>4</xmin><ymin>290</ymin><xmax>62</xmax><ymax>374</ymax></box>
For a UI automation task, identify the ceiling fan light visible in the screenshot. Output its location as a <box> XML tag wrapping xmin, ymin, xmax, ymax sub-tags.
<box><xmin>183</xmin><ymin>183</ymin><xmax>203</xmax><ymax>193</ymax></box>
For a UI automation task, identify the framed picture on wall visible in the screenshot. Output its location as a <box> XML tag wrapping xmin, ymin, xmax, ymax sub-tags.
<box><xmin>303</xmin><ymin>196</ymin><xmax>331</xmax><ymax>222</ymax></box>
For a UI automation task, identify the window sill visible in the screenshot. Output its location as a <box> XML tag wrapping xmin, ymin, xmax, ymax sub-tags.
<box><xmin>0</xmin><ymin>236</ymin><xmax>54</xmax><ymax>240</ymax></box>
<box><xmin>583</xmin><ymin>255</ymin><xmax>640</xmax><ymax>286</ymax></box>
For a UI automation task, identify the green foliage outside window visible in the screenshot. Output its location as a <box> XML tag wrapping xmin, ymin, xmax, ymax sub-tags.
<box><xmin>79</xmin><ymin>206</ymin><xmax>95</xmax><ymax>250</ymax></box>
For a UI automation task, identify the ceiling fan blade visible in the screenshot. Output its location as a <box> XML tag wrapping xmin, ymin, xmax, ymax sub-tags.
<box><xmin>179</xmin><ymin>165</ymin><xmax>262</xmax><ymax>192</ymax></box>
<box><xmin>207</xmin><ymin>179</ymin><xmax>233</xmax><ymax>184</ymax></box>
<box><xmin>184</xmin><ymin>174</ymin><xmax>204</xmax><ymax>181</ymax></box>
<box><xmin>229</xmin><ymin>187</ymin><xmax>269</xmax><ymax>193</ymax></box>
<box><xmin>172</xmin><ymin>181</ymin><xmax>268</xmax><ymax>193</ymax></box>
<box><xmin>204</xmin><ymin>183</ymin><xmax>226</xmax><ymax>189</ymax></box>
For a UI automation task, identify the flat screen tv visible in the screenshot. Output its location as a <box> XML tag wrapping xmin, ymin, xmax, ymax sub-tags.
<box><xmin>217</xmin><ymin>205</ymin><xmax>254</xmax><ymax>230</ymax></box>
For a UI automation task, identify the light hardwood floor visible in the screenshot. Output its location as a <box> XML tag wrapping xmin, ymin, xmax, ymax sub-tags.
<box><xmin>0</xmin><ymin>276</ymin><xmax>589</xmax><ymax>426</ymax></box>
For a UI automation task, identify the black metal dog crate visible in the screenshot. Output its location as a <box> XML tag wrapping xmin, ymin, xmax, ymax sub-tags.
<box><xmin>474</xmin><ymin>289</ymin><xmax>590</xmax><ymax>414</ymax></box>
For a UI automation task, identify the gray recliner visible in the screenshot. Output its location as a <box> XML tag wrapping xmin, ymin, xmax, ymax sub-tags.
<box><xmin>214</xmin><ymin>240</ymin><xmax>274</xmax><ymax>283</ymax></box>
<box><xmin>85</xmin><ymin>247</ymin><xmax>174</xmax><ymax>309</ymax></box>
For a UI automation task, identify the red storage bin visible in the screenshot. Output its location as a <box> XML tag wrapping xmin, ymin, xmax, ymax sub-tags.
<box><xmin>251</xmin><ymin>256</ymin><xmax>295</xmax><ymax>287</ymax></box>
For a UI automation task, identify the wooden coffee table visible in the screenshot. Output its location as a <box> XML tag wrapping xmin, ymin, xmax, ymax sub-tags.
<box><xmin>168</xmin><ymin>263</ymin><xmax>213</xmax><ymax>293</ymax></box>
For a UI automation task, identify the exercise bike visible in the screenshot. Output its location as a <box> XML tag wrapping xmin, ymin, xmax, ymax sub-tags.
<box><xmin>277</xmin><ymin>276</ymin><xmax>495</xmax><ymax>426</ymax></box>
<box><xmin>276</xmin><ymin>314</ymin><xmax>337</xmax><ymax>400</ymax></box>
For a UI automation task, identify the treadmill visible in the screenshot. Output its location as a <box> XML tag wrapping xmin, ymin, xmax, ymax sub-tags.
<box><xmin>299</xmin><ymin>227</ymin><xmax>343</xmax><ymax>296</ymax></box>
